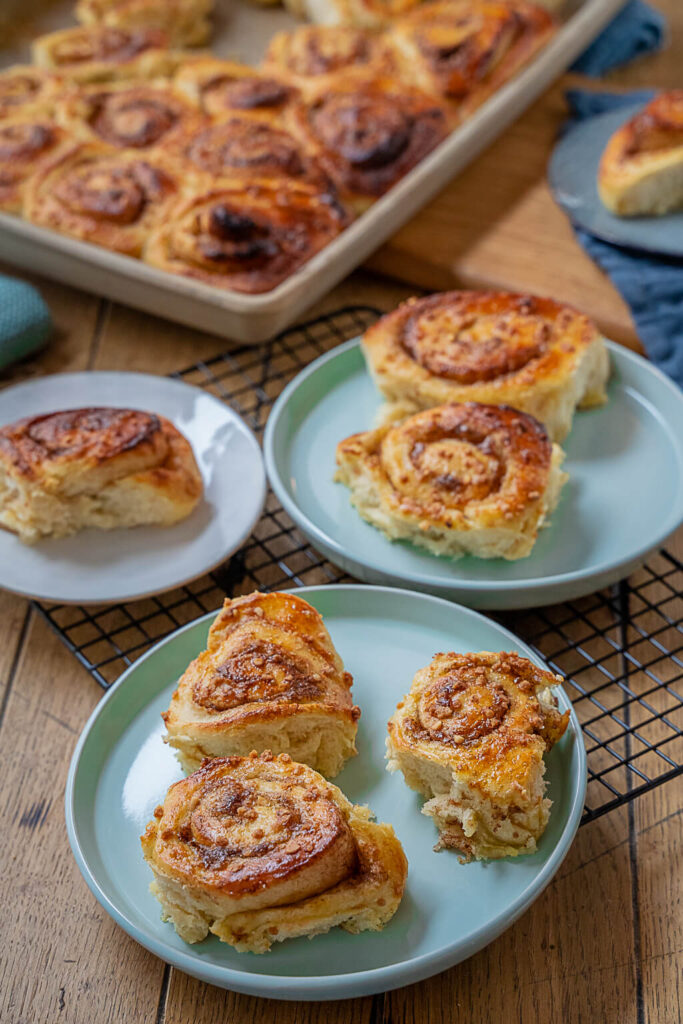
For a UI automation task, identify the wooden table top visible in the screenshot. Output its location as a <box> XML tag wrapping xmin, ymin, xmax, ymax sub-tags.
<box><xmin>1</xmin><ymin>2</ymin><xmax>682</xmax><ymax>1022</ymax></box>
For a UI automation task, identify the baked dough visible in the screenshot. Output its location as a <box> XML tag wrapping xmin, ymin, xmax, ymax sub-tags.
<box><xmin>24</xmin><ymin>143</ymin><xmax>179</xmax><ymax>256</ymax></box>
<box><xmin>74</xmin><ymin>0</ymin><xmax>213</xmax><ymax>48</ymax></box>
<box><xmin>361</xmin><ymin>291</ymin><xmax>609</xmax><ymax>441</ymax></box>
<box><xmin>262</xmin><ymin>26</ymin><xmax>395</xmax><ymax>91</ymax></box>
<box><xmin>0</xmin><ymin>407</ymin><xmax>202</xmax><ymax>543</ymax></box>
<box><xmin>335</xmin><ymin>402</ymin><xmax>567</xmax><ymax>561</ymax></box>
<box><xmin>31</xmin><ymin>25</ymin><xmax>175</xmax><ymax>83</ymax></box>
<box><xmin>0</xmin><ymin>116</ymin><xmax>71</xmax><ymax>213</ymax></box>
<box><xmin>386</xmin><ymin>651</ymin><xmax>569</xmax><ymax>859</ymax></box>
<box><xmin>0</xmin><ymin>65</ymin><xmax>62</xmax><ymax>122</ymax></box>
<box><xmin>141</xmin><ymin>751</ymin><xmax>408</xmax><ymax>951</ymax></box>
<box><xmin>173</xmin><ymin>58</ymin><xmax>299</xmax><ymax>124</ymax></box>
<box><xmin>162</xmin><ymin>590</ymin><xmax>360</xmax><ymax>775</ymax></box>
<box><xmin>385</xmin><ymin>0</ymin><xmax>555</xmax><ymax>123</ymax></box>
<box><xmin>283</xmin><ymin>0</ymin><xmax>424</xmax><ymax>30</ymax></box>
<box><xmin>598</xmin><ymin>91</ymin><xmax>683</xmax><ymax>217</ymax></box>
<box><xmin>144</xmin><ymin>177</ymin><xmax>349</xmax><ymax>293</ymax></box>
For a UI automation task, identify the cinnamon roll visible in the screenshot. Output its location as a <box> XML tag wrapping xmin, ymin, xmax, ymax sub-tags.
<box><xmin>144</xmin><ymin>177</ymin><xmax>350</xmax><ymax>293</ymax></box>
<box><xmin>141</xmin><ymin>752</ymin><xmax>408</xmax><ymax>951</ymax></box>
<box><xmin>386</xmin><ymin>0</ymin><xmax>555</xmax><ymax>122</ymax></box>
<box><xmin>24</xmin><ymin>143</ymin><xmax>180</xmax><ymax>256</ymax></box>
<box><xmin>173</xmin><ymin>58</ymin><xmax>298</xmax><ymax>125</ymax></box>
<box><xmin>290</xmin><ymin>76</ymin><xmax>448</xmax><ymax>211</ymax></box>
<box><xmin>0</xmin><ymin>116</ymin><xmax>71</xmax><ymax>213</ymax></box>
<box><xmin>598</xmin><ymin>91</ymin><xmax>683</xmax><ymax>216</ymax></box>
<box><xmin>0</xmin><ymin>65</ymin><xmax>62</xmax><ymax>122</ymax></box>
<box><xmin>361</xmin><ymin>291</ymin><xmax>609</xmax><ymax>441</ymax></box>
<box><xmin>56</xmin><ymin>81</ymin><xmax>206</xmax><ymax>151</ymax></box>
<box><xmin>163</xmin><ymin>591</ymin><xmax>360</xmax><ymax>776</ymax></box>
<box><xmin>262</xmin><ymin>26</ymin><xmax>395</xmax><ymax>91</ymax></box>
<box><xmin>32</xmin><ymin>25</ymin><xmax>175</xmax><ymax>84</ymax></box>
<box><xmin>386</xmin><ymin>651</ymin><xmax>569</xmax><ymax>859</ymax></box>
<box><xmin>74</xmin><ymin>0</ymin><xmax>213</xmax><ymax>48</ymax></box>
<box><xmin>335</xmin><ymin>402</ymin><xmax>568</xmax><ymax>561</ymax></box>
<box><xmin>0</xmin><ymin>407</ymin><xmax>202</xmax><ymax>543</ymax></box>
<box><xmin>283</xmin><ymin>0</ymin><xmax>424</xmax><ymax>30</ymax></box>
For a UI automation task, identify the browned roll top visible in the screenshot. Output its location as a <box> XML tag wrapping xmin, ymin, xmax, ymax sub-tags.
<box><xmin>270</xmin><ymin>27</ymin><xmax>374</xmax><ymax>77</ymax></box>
<box><xmin>202</xmin><ymin>73</ymin><xmax>295</xmax><ymax>117</ymax></box>
<box><xmin>182</xmin><ymin>119</ymin><xmax>307</xmax><ymax>179</ymax></box>
<box><xmin>85</xmin><ymin>86</ymin><xmax>186</xmax><ymax>147</ymax></box>
<box><xmin>0</xmin><ymin>121</ymin><xmax>56</xmax><ymax>161</ymax></box>
<box><xmin>54</xmin><ymin>155</ymin><xmax>174</xmax><ymax>223</ymax></box>
<box><xmin>624</xmin><ymin>90</ymin><xmax>683</xmax><ymax>156</ymax></box>
<box><xmin>0</xmin><ymin>68</ymin><xmax>52</xmax><ymax>119</ymax></box>
<box><xmin>48</xmin><ymin>26</ymin><xmax>168</xmax><ymax>68</ymax></box>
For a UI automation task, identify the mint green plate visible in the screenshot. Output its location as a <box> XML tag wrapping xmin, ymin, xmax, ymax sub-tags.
<box><xmin>263</xmin><ymin>339</ymin><xmax>683</xmax><ymax>609</ymax></box>
<box><xmin>65</xmin><ymin>585</ymin><xmax>585</xmax><ymax>1001</ymax></box>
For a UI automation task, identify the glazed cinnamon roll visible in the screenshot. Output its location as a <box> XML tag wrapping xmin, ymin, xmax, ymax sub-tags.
<box><xmin>56</xmin><ymin>81</ymin><xmax>206</xmax><ymax>151</ymax></box>
<box><xmin>75</xmin><ymin>0</ymin><xmax>213</xmax><ymax>47</ymax></box>
<box><xmin>386</xmin><ymin>0</ymin><xmax>555</xmax><ymax>122</ymax></box>
<box><xmin>173</xmin><ymin>58</ymin><xmax>298</xmax><ymax>125</ymax></box>
<box><xmin>361</xmin><ymin>291</ymin><xmax>610</xmax><ymax>441</ymax></box>
<box><xmin>598</xmin><ymin>91</ymin><xmax>683</xmax><ymax>216</ymax></box>
<box><xmin>262</xmin><ymin>26</ymin><xmax>395</xmax><ymax>91</ymax></box>
<box><xmin>335</xmin><ymin>402</ymin><xmax>568</xmax><ymax>561</ymax></box>
<box><xmin>24</xmin><ymin>143</ymin><xmax>180</xmax><ymax>256</ymax></box>
<box><xmin>387</xmin><ymin>651</ymin><xmax>570</xmax><ymax>859</ymax></box>
<box><xmin>0</xmin><ymin>407</ymin><xmax>202</xmax><ymax>542</ymax></box>
<box><xmin>31</xmin><ymin>25</ymin><xmax>175</xmax><ymax>84</ymax></box>
<box><xmin>0</xmin><ymin>116</ymin><xmax>71</xmax><ymax>213</ymax></box>
<box><xmin>144</xmin><ymin>177</ymin><xmax>350</xmax><ymax>293</ymax></box>
<box><xmin>0</xmin><ymin>65</ymin><xmax>62</xmax><ymax>122</ymax></box>
<box><xmin>290</xmin><ymin>76</ymin><xmax>448</xmax><ymax>211</ymax></box>
<box><xmin>141</xmin><ymin>752</ymin><xmax>408</xmax><ymax>951</ymax></box>
<box><xmin>284</xmin><ymin>0</ymin><xmax>424</xmax><ymax>30</ymax></box>
<box><xmin>163</xmin><ymin>591</ymin><xmax>360</xmax><ymax>776</ymax></box>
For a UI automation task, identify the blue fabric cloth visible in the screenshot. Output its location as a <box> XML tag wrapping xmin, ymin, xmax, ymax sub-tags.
<box><xmin>571</xmin><ymin>0</ymin><xmax>666</xmax><ymax>77</ymax></box>
<box><xmin>0</xmin><ymin>274</ymin><xmax>52</xmax><ymax>371</ymax></box>
<box><xmin>563</xmin><ymin>90</ymin><xmax>683</xmax><ymax>387</ymax></box>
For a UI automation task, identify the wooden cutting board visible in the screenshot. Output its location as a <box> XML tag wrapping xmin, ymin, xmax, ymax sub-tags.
<box><xmin>368</xmin><ymin>0</ymin><xmax>681</xmax><ymax>353</ymax></box>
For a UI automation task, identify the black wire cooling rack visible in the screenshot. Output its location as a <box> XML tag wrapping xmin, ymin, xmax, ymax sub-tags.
<box><xmin>34</xmin><ymin>305</ymin><xmax>683</xmax><ymax>826</ymax></box>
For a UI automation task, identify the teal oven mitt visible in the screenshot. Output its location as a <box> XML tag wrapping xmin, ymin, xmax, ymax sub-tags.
<box><xmin>0</xmin><ymin>273</ymin><xmax>52</xmax><ymax>371</ymax></box>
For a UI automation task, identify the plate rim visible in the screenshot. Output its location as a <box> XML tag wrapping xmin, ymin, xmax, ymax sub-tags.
<box><xmin>0</xmin><ymin>370</ymin><xmax>267</xmax><ymax>604</ymax></box>
<box><xmin>547</xmin><ymin>102</ymin><xmax>683</xmax><ymax>259</ymax></box>
<box><xmin>64</xmin><ymin>582</ymin><xmax>587</xmax><ymax>1000</ymax></box>
<box><xmin>263</xmin><ymin>337</ymin><xmax>683</xmax><ymax>597</ymax></box>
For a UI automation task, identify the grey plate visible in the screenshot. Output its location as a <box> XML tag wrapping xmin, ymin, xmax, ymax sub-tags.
<box><xmin>548</xmin><ymin>103</ymin><xmax>683</xmax><ymax>257</ymax></box>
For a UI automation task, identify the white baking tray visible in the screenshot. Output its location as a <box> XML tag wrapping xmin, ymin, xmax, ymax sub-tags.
<box><xmin>0</xmin><ymin>0</ymin><xmax>627</xmax><ymax>343</ymax></box>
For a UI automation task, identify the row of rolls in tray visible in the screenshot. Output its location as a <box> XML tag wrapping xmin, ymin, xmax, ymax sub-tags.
<box><xmin>0</xmin><ymin>0</ymin><xmax>557</xmax><ymax>293</ymax></box>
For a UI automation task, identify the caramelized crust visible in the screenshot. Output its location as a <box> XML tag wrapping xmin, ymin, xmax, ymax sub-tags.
<box><xmin>262</xmin><ymin>26</ymin><xmax>395</xmax><ymax>91</ymax></box>
<box><xmin>144</xmin><ymin>178</ymin><xmax>349</xmax><ymax>293</ymax></box>
<box><xmin>335</xmin><ymin>401</ymin><xmax>567</xmax><ymax>561</ymax></box>
<box><xmin>56</xmin><ymin>80</ymin><xmax>206</xmax><ymax>151</ymax></box>
<box><xmin>141</xmin><ymin>752</ymin><xmax>407</xmax><ymax>951</ymax></box>
<box><xmin>174</xmin><ymin>58</ymin><xmax>299</xmax><ymax>125</ymax></box>
<box><xmin>24</xmin><ymin>143</ymin><xmax>179</xmax><ymax>257</ymax></box>
<box><xmin>386</xmin><ymin>0</ymin><xmax>555</xmax><ymax>122</ymax></box>
<box><xmin>163</xmin><ymin>590</ymin><xmax>360</xmax><ymax>775</ymax></box>
<box><xmin>285</xmin><ymin>0</ymin><xmax>424</xmax><ymax>30</ymax></box>
<box><xmin>598</xmin><ymin>91</ymin><xmax>683</xmax><ymax>216</ymax></box>
<box><xmin>74</xmin><ymin>0</ymin><xmax>213</xmax><ymax>48</ymax></box>
<box><xmin>361</xmin><ymin>290</ymin><xmax>609</xmax><ymax>441</ymax></box>
<box><xmin>290</xmin><ymin>75</ymin><xmax>448</xmax><ymax>211</ymax></box>
<box><xmin>387</xmin><ymin>651</ymin><xmax>570</xmax><ymax>858</ymax></box>
<box><xmin>0</xmin><ymin>116</ymin><xmax>71</xmax><ymax>213</ymax></box>
<box><xmin>0</xmin><ymin>65</ymin><xmax>63</xmax><ymax>121</ymax></box>
<box><xmin>31</xmin><ymin>25</ymin><xmax>175</xmax><ymax>83</ymax></box>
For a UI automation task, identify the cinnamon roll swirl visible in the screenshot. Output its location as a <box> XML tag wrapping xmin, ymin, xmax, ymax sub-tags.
<box><xmin>284</xmin><ymin>0</ymin><xmax>424</xmax><ymax>30</ymax></box>
<box><xmin>31</xmin><ymin>25</ymin><xmax>175</xmax><ymax>84</ymax></box>
<box><xmin>386</xmin><ymin>0</ymin><xmax>554</xmax><ymax>123</ymax></box>
<box><xmin>0</xmin><ymin>407</ymin><xmax>202</xmax><ymax>542</ymax></box>
<box><xmin>173</xmin><ymin>58</ymin><xmax>298</xmax><ymax>126</ymax></box>
<box><xmin>290</xmin><ymin>76</ymin><xmax>447</xmax><ymax>211</ymax></box>
<box><xmin>0</xmin><ymin>65</ymin><xmax>62</xmax><ymax>122</ymax></box>
<box><xmin>141</xmin><ymin>752</ymin><xmax>408</xmax><ymax>951</ymax></box>
<box><xmin>163</xmin><ymin>591</ymin><xmax>360</xmax><ymax>776</ymax></box>
<box><xmin>144</xmin><ymin>177</ymin><xmax>350</xmax><ymax>293</ymax></box>
<box><xmin>74</xmin><ymin>0</ymin><xmax>213</xmax><ymax>48</ymax></box>
<box><xmin>335</xmin><ymin>402</ymin><xmax>568</xmax><ymax>561</ymax></box>
<box><xmin>24</xmin><ymin>143</ymin><xmax>179</xmax><ymax>256</ymax></box>
<box><xmin>0</xmin><ymin>116</ymin><xmax>71</xmax><ymax>213</ymax></box>
<box><xmin>361</xmin><ymin>291</ymin><xmax>610</xmax><ymax>441</ymax></box>
<box><xmin>56</xmin><ymin>81</ymin><xmax>206</xmax><ymax>151</ymax></box>
<box><xmin>598</xmin><ymin>91</ymin><xmax>683</xmax><ymax>216</ymax></box>
<box><xmin>262</xmin><ymin>27</ymin><xmax>395</xmax><ymax>91</ymax></box>
<box><xmin>387</xmin><ymin>651</ymin><xmax>569</xmax><ymax>859</ymax></box>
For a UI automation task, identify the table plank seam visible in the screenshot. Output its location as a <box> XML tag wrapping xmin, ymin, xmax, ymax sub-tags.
<box><xmin>0</xmin><ymin>605</ymin><xmax>32</xmax><ymax>732</ymax></box>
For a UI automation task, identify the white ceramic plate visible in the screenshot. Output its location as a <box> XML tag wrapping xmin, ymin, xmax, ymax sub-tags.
<box><xmin>263</xmin><ymin>339</ymin><xmax>683</xmax><ymax>609</ymax></box>
<box><xmin>0</xmin><ymin>372</ymin><xmax>266</xmax><ymax>604</ymax></box>
<box><xmin>65</xmin><ymin>584</ymin><xmax>586</xmax><ymax>1000</ymax></box>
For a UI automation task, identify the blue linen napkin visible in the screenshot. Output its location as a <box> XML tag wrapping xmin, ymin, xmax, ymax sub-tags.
<box><xmin>571</xmin><ymin>0</ymin><xmax>667</xmax><ymax>77</ymax></box>
<box><xmin>0</xmin><ymin>273</ymin><xmax>52</xmax><ymax>372</ymax></box>
<box><xmin>562</xmin><ymin>90</ymin><xmax>683</xmax><ymax>387</ymax></box>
